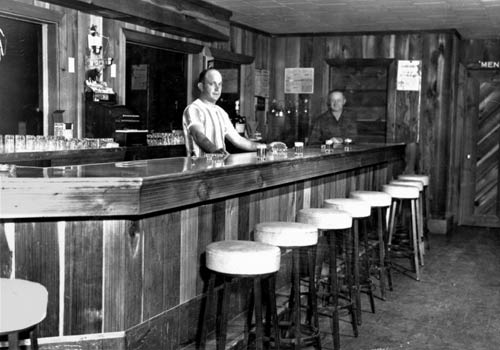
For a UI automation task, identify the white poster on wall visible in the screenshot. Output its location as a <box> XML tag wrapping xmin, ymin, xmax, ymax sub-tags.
<box><xmin>255</xmin><ymin>69</ymin><xmax>270</xmax><ymax>98</ymax></box>
<box><xmin>284</xmin><ymin>68</ymin><xmax>314</xmax><ymax>94</ymax></box>
<box><xmin>131</xmin><ymin>64</ymin><xmax>148</xmax><ymax>90</ymax></box>
<box><xmin>397</xmin><ymin>60</ymin><xmax>422</xmax><ymax>91</ymax></box>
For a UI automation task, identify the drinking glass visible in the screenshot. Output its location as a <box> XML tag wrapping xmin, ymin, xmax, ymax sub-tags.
<box><xmin>0</xmin><ymin>135</ymin><xmax>3</xmax><ymax>153</ymax></box>
<box><xmin>47</xmin><ymin>136</ymin><xmax>56</xmax><ymax>151</ymax></box>
<box><xmin>4</xmin><ymin>135</ymin><xmax>15</xmax><ymax>153</ymax></box>
<box><xmin>25</xmin><ymin>135</ymin><xmax>36</xmax><ymax>151</ymax></box>
<box><xmin>294</xmin><ymin>141</ymin><xmax>304</xmax><ymax>157</ymax></box>
<box><xmin>325</xmin><ymin>140</ymin><xmax>333</xmax><ymax>153</ymax></box>
<box><xmin>256</xmin><ymin>144</ymin><xmax>267</xmax><ymax>160</ymax></box>
<box><xmin>15</xmin><ymin>135</ymin><xmax>26</xmax><ymax>152</ymax></box>
<box><xmin>36</xmin><ymin>135</ymin><xmax>47</xmax><ymax>151</ymax></box>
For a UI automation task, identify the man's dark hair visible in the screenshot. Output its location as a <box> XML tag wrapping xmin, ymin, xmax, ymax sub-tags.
<box><xmin>198</xmin><ymin>68</ymin><xmax>218</xmax><ymax>84</ymax></box>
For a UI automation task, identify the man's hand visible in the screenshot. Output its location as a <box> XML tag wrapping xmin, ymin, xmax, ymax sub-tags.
<box><xmin>329</xmin><ymin>137</ymin><xmax>344</xmax><ymax>144</ymax></box>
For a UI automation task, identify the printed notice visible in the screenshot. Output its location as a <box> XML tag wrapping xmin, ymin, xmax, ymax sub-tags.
<box><xmin>255</xmin><ymin>69</ymin><xmax>270</xmax><ymax>98</ymax></box>
<box><xmin>397</xmin><ymin>60</ymin><xmax>421</xmax><ymax>91</ymax></box>
<box><xmin>284</xmin><ymin>68</ymin><xmax>314</xmax><ymax>94</ymax></box>
<box><xmin>131</xmin><ymin>64</ymin><xmax>148</xmax><ymax>90</ymax></box>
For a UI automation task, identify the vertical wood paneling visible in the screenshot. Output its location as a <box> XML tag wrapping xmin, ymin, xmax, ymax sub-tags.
<box><xmin>224</xmin><ymin>197</ymin><xmax>239</xmax><ymax>240</ymax></box>
<box><xmin>180</xmin><ymin>207</ymin><xmax>199</xmax><ymax>303</ymax></box>
<box><xmin>103</xmin><ymin>219</ymin><xmax>142</xmax><ymax>332</ymax></box>
<box><xmin>0</xmin><ymin>223</ymin><xmax>12</xmax><ymax>278</ymax></box>
<box><xmin>142</xmin><ymin>212</ymin><xmax>181</xmax><ymax>320</ymax></box>
<box><xmin>15</xmin><ymin>222</ymin><xmax>60</xmax><ymax>337</ymax></box>
<box><xmin>196</xmin><ymin>203</ymin><xmax>213</xmax><ymax>294</ymax></box>
<box><xmin>64</xmin><ymin>220</ymin><xmax>102</xmax><ymax>335</ymax></box>
<box><xmin>238</xmin><ymin>193</ymin><xmax>251</xmax><ymax>240</ymax></box>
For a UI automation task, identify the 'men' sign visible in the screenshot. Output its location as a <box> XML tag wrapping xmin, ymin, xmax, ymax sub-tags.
<box><xmin>479</xmin><ymin>61</ymin><xmax>500</xmax><ymax>68</ymax></box>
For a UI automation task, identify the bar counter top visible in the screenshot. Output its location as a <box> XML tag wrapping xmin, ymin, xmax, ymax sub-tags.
<box><xmin>0</xmin><ymin>143</ymin><xmax>405</xmax><ymax>219</ymax></box>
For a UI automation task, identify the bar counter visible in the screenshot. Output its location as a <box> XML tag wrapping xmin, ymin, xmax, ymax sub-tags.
<box><xmin>0</xmin><ymin>143</ymin><xmax>405</xmax><ymax>349</ymax></box>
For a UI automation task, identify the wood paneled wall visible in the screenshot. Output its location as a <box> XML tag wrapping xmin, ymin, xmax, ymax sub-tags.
<box><xmin>0</xmin><ymin>160</ymin><xmax>400</xmax><ymax>349</ymax></box>
<box><xmin>267</xmin><ymin>32</ymin><xmax>460</xmax><ymax>223</ymax></box>
<box><xmin>7</xmin><ymin>2</ymin><xmax>464</xmax><ymax>230</ymax></box>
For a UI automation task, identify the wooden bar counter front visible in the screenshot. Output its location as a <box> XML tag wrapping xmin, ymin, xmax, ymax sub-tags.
<box><xmin>0</xmin><ymin>144</ymin><xmax>404</xmax><ymax>349</ymax></box>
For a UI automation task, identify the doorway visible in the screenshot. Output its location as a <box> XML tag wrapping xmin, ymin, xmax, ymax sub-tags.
<box><xmin>0</xmin><ymin>16</ymin><xmax>42</xmax><ymax>135</ymax></box>
<box><xmin>458</xmin><ymin>68</ymin><xmax>500</xmax><ymax>227</ymax></box>
<box><xmin>125</xmin><ymin>42</ymin><xmax>187</xmax><ymax>132</ymax></box>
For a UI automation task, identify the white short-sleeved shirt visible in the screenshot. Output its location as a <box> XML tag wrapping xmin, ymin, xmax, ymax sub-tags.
<box><xmin>182</xmin><ymin>98</ymin><xmax>234</xmax><ymax>157</ymax></box>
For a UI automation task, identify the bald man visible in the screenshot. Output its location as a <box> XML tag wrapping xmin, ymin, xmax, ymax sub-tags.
<box><xmin>182</xmin><ymin>68</ymin><xmax>262</xmax><ymax>157</ymax></box>
<box><xmin>308</xmin><ymin>90</ymin><xmax>357</xmax><ymax>146</ymax></box>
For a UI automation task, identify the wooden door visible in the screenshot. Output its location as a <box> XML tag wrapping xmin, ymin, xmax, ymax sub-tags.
<box><xmin>327</xmin><ymin>59</ymin><xmax>394</xmax><ymax>144</ymax></box>
<box><xmin>459</xmin><ymin>69</ymin><xmax>500</xmax><ymax>227</ymax></box>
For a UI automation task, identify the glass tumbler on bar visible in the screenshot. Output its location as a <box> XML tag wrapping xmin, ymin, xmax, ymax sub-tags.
<box><xmin>25</xmin><ymin>135</ymin><xmax>36</xmax><ymax>151</ymax></box>
<box><xmin>256</xmin><ymin>144</ymin><xmax>267</xmax><ymax>160</ymax></box>
<box><xmin>325</xmin><ymin>140</ymin><xmax>333</xmax><ymax>153</ymax></box>
<box><xmin>4</xmin><ymin>135</ymin><xmax>15</xmax><ymax>153</ymax></box>
<box><xmin>294</xmin><ymin>141</ymin><xmax>304</xmax><ymax>157</ymax></box>
<box><xmin>15</xmin><ymin>135</ymin><xmax>26</xmax><ymax>152</ymax></box>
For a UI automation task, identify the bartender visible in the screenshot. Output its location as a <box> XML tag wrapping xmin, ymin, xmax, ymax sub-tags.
<box><xmin>182</xmin><ymin>68</ymin><xmax>263</xmax><ymax>157</ymax></box>
<box><xmin>308</xmin><ymin>90</ymin><xmax>357</xmax><ymax>146</ymax></box>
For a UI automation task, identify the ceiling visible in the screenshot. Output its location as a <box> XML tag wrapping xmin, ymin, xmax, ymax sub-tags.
<box><xmin>203</xmin><ymin>0</ymin><xmax>500</xmax><ymax>39</ymax></box>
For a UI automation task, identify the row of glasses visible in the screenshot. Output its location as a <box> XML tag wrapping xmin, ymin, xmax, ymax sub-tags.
<box><xmin>0</xmin><ymin>134</ymin><xmax>119</xmax><ymax>153</ymax></box>
<box><xmin>147</xmin><ymin>131</ymin><xmax>185</xmax><ymax>146</ymax></box>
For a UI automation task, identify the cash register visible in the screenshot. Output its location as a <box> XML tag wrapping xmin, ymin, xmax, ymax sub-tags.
<box><xmin>85</xmin><ymin>88</ymin><xmax>147</xmax><ymax>146</ymax></box>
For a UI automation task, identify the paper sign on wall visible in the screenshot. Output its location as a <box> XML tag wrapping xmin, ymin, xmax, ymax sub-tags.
<box><xmin>255</xmin><ymin>69</ymin><xmax>270</xmax><ymax>98</ymax></box>
<box><xmin>284</xmin><ymin>68</ymin><xmax>314</xmax><ymax>94</ymax></box>
<box><xmin>131</xmin><ymin>64</ymin><xmax>148</xmax><ymax>90</ymax></box>
<box><xmin>397</xmin><ymin>60</ymin><xmax>421</xmax><ymax>91</ymax></box>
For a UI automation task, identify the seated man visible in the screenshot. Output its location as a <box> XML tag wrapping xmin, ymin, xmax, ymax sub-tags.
<box><xmin>183</xmin><ymin>68</ymin><xmax>262</xmax><ymax>157</ymax></box>
<box><xmin>308</xmin><ymin>90</ymin><xmax>357</xmax><ymax>146</ymax></box>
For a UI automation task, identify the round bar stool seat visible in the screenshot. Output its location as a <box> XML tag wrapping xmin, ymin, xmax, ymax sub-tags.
<box><xmin>297</xmin><ymin>208</ymin><xmax>357</xmax><ymax>350</ymax></box>
<box><xmin>324</xmin><ymin>198</ymin><xmax>374</xmax><ymax>324</ymax></box>
<box><xmin>255</xmin><ymin>222</ymin><xmax>320</xmax><ymax>349</ymax></box>
<box><xmin>255</xmin><ymin>222</ymin><xmax>318</xmax><ymax>247</ymax></box>
<box><xmin>324</xmin><ymin>198</ymin><xmax>370</xmax><ymax>218</ymax></box>
<box><xmin>383</xmin><ymin>184</ymin><xmax>421</xmax><ymax>282</ymax></box>
<box><xmin>349</xmin><ymin>190</ymin><xmax>392</xmax><ymax>299</ymax></box>
<box><xmin>0</xmin><ymin>278</ymin><xmax>48</xmax><ymax>350</ymax></box>
<box><xmin>383</xmin><ymin>184</ymin><xmax>419</xmax><ymax>199</ymax></box>
<box><xmin>350</xmin><ymin>191</ymin><xmax>391</xmax><ymax>208</ymax></box>
<box><xmin>390</xmin><ymin>179</ymin><xmax>423</xmax><ymax>191</ymax></box>
<box><xmin>206</xmin><ymin>240</ymin><xmax>280</xmax><ymax>275</ymax></box>
<box><xmin>297</xmin><ymin>208</ymin><xmax>352</xmax><ymax>230</ymax></box>
<box><xmin>398</xmin><ymin>174</ymin><xmax>429</xmax><ymax>186</ymax></box>
<box><xmin>202</xmin><ymin>240</ymin><xmax>281</xmax><ymax>350</ymax></box>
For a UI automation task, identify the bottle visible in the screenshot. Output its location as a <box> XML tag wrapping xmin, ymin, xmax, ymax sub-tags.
<box><xmin>234</xmin><ymin>100</ymin><xmax>246</xmax><ymax>136</ymax></box>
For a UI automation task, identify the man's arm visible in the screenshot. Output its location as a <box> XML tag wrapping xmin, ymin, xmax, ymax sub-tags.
<box><xmin>189</xmin><ymin>124</ymin><xmax>225</xmax><ymax>154</ymax></box>
<box><xmin>225</xmin><ymin>126</ymin><xmax>260</xmax><ymax>151</ymax></box>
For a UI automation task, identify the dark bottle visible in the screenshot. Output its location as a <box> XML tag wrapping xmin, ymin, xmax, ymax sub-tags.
<box><xmin>234</xmin><ymin>100</ymin><xmax>246</xmax><ymax>136</ymax></box>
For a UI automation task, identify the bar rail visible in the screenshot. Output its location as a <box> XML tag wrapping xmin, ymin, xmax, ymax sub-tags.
<box><xmin>0</xmin><ymin>144</ymin><xmax>405</xmax><ymax>219</ymax></box>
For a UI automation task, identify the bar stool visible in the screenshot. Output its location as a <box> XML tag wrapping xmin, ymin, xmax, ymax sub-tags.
<box><xmin>349</xmin><ymin>190</ymin><xmax>392</xmax><ymax>299</ymax></box>
<box><xmin>254</xmin><ymin>222</ymin><xmax>321</xmax><ymax>349</ymax></box>
<box><xmin>201</xmin><ymin>240</ymin><xmax>281</xmax><ymax>350</ymax></box>
<box><xmin>297</xmin><ymin>208</ymin><xmax>357</xmax><ymax>350</ymax></box>
<box><xmin>383</xmin><ymin>184</ymin><xmax>421</xmax><ymax>282</ymax></box>
<box><xmin>324</xmin><ymin>198</ymin><xmax>374</xmax><ymax>325</ymax></box>
<box><xmin>0</xmin><ymin>278</ymin><xmax>48</xmax><ymax>350</ymax></box>
<box><xmin>398</xmin><ymin>174</ymin><xmax>431</xmax><ymax>250</ymax></box>
<box><xmin>390</xmin><ymin>179</ymin><xmax>425</xmax><ymax>265</ymax></box>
